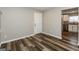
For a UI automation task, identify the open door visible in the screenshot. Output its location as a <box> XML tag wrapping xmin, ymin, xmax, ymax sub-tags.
<box><xmin>34</xmin><ymin>11</ymin><xmax>42</xmax><ymax>34</ymax></box>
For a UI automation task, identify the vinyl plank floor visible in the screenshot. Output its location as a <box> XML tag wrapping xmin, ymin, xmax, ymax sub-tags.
<box><xmin>1</xmin><ymin>33</ymin><xmax>79</xmax><ymax>51</ymax></box>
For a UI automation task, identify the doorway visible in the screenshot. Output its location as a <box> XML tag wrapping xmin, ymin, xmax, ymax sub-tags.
<box><xmin>34</xmin><ymin>11</ymin><xmax>42</xmax><ymax>34</ymax></box>
<box><xmin>62</xmin><ymin>8</ymin><xmax>78</xmax><ymax>45</ymax></box>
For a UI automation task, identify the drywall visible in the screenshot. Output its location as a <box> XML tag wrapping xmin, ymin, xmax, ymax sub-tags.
<box><xmin>0</xmin><ymin>7</ymin><xmax>34</xmax><ymax>42</ymax></box>
<box><xmin>43</xmin><ymin>7</ymin><xmax>71</xmax><ymax>39</ymax></box>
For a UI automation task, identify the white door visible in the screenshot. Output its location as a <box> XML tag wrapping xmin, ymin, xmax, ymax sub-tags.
<box><xmin>34</xmin><ymin>11</ymin><xmax>42</xmax><ymax>33</ymax></box>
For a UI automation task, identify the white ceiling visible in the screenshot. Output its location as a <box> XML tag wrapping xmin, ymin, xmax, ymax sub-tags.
<box><xmin>32</xmin><ymin>7</ymin><xmax>53</xmax><ymax>12</ymax></box>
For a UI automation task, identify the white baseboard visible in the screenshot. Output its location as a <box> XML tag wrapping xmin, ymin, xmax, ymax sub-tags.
<box><xmin>42</xmin><ymin>32</ymin><xmax>62</xmax><ymax>39</ymax></box>
<box><xmin>0</xmin><ymin>32</ymin><xmax>62</xmax><ymax>46</ymax></box>
<box><xmin>0</xmin><ymin>33</ymin><xmax>37</xmax><ymax>45</ymax></box>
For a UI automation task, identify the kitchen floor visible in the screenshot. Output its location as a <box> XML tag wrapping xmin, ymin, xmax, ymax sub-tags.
<box><xmin>62</xmin><ymin>32</ymin><xmax>78</xmax><ymax>45</ymax></box>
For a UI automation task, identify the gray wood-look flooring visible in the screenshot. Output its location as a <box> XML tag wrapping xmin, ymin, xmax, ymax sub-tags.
<box><xmin>1</xmin><ymin>33</ymin><xmax>79</xmax><ymax>51</ymax></box>
<box><xmin>62</xmin><ymin>32</ymin><xmax>78</xmax><ymax>45</ymax></box>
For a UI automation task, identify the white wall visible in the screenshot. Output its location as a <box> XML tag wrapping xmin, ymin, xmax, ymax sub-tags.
<box><xmin>43</xmin><ymin>7</ymin><xmax>71</xmax><ymax>39</ymax></box>
<box><xmin>0</xmin><ymin>7</ymin><xmax>75</xmax><ymax>43</ymax></box>
<box><xmin>0</xmin><ymin>7</ymin><xmax>34</xmax><ymax>42</ymax></box>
